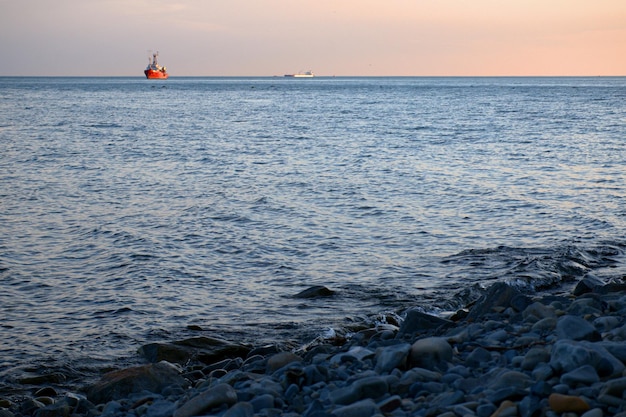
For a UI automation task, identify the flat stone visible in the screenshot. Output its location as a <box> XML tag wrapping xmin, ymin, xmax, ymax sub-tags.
<box><xmin>140</xmin><ymin>336</ymin><xmax>251</xmax><ymax>365</ymax></box>
<box><xmin>86</xmin><ymin>362</ymin><xmax>187</xmax><ymax>405</ymax></box>
<box><xmin>522</xmin><ymin>302</ymin><xmax>557</xmax><ymax>322</ymax></box>
<box><xmin>173</xmin><ymin>383</ymin><xmax>237</xmax><ymax>417</ymax></box>
<box><xmin>548</xmin><ymin>393</ymin><xmax>590</xmax><ymax>413</ymax></box>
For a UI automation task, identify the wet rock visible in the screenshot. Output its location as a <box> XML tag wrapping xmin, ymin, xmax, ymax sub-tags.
<box><xmin>550</xmin><ymin>340</ymin><xmax>624</xmax><ymax>377</ymax></box>
<box><xmin>466</xmin><ymin>282</ymin><xmax>531</xmax><ymax>321</ymax></box>
<box><xmin>223</xmin><ymin>401</ymin><xmax>254</xmax><ymax>417</ymax></box>
<box><xmin>140</xmin><ymin>336</ymin><xmax>251</xmax><ymax>365</ymax></box>
<box><xmin>573</xmin><ymin>274</ymin><xmax>606</xmax><ymax>296</ymax></box>
<box><xmin>173</xmin><ymin>383</ymin><xmax>237</xmax><ymax>417</ymax></box>
<box><xmin>293</xmin><ymin>286</ymin><xmax>336</xmax><ymax>299</ymax></box>
<box><xmin>397</xmin><ymin>309</ymin><xmax>453</xmax><ymax>337</ymax></box>
<box><xmin>86</xmin><ymin>361</ymin><xmax>187</xmax><ymax>405</ymax></box>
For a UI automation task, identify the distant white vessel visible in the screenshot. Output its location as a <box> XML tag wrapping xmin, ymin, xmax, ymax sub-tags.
<box><xmin>284</xmin><ymin>71</ymin><xmax>314</xmax><ymax>78</ymax></box>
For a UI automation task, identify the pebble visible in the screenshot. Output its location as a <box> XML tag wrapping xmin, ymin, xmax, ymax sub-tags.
<box><xmin>7</xmin><ymin>281</ymin><xmax>626</xmax><ymax>417</ymax></box>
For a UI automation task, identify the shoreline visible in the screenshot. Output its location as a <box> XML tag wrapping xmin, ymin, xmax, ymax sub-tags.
<box><xmin>3</xmin><ymin>276</ymin><xmax>626</xmax><ymax>416</ymax></box>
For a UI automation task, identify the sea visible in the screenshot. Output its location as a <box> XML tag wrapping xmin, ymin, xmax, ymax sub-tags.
<box><xmin>1</xmin><ymin>76</ymin><xmax>625</xmax><ymax>388</ymax></box>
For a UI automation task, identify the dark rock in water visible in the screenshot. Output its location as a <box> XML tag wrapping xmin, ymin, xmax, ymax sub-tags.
<box><xmin>466</xmin><ymin>282</ymin><xmax>531</xmax><ymax>321</ymax></box>
<box><xmin>18</xmin><ymin>372</ymin><xmax>66</xmax><ymax>385</ymax></box>
<box><xmin>139</xmin><ymin>336</ymin><xmax>251</xmax><ymax>365</ymax></box>
<box><xmin>573</xmin><ymin>274</ymin><xmax>606</xmax><ymax>296</ymax></box>
<box><xmin>293</xmin><ymin>285</ymin><xmax>336</xmax><ymax>299</ymax></box>
<box><xmin>396</xmin><ymin>309</ymin><xmax>453</xmax><ymax>337</ymax></box>
<box><xmin>86</xmin><ymin>362</ymin><xmax>187</xmax><ymax>405</ymax></box>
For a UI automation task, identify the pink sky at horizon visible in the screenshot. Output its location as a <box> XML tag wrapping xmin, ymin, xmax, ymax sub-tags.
<box><xmin>0</xmin><ymin>0</ymin><xmax>624</xmax><ymax>76</ymax></box>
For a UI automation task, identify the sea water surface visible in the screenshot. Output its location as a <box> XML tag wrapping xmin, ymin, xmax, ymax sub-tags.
<box><xmin>1</xmin><ymin>76</ymin><xmax>625</xmax><ymax>385</ymax></box>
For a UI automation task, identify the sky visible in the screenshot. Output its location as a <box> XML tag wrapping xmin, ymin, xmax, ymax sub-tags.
<box><xmin>0</xmin><ymin>0</ymin><xmax>625</xmax><ymax>76</ymax></box>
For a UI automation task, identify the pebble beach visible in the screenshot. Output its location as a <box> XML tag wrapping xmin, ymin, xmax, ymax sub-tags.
<box><xmin>4</xmin><ymin>275</ymin><xmax>626</xmax><ymax>417</ymax></box>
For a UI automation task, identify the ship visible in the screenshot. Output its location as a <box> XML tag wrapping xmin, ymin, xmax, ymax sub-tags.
<box><xmin>144</xmin><ymin>51</ymin><xmax>168</xmax><ymax>79</ymax></box>
<box><xmin>284</xmin><ymin>71</ymin><xmax>314</xmax><ymax>78</ymax></box>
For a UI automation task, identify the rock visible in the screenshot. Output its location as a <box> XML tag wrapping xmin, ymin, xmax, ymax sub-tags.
<box><xmin>331</xmin><ymin>398</ymin><xmax>379</xmax><ymax>417</ymax></box>
<box><xmin>293</xmin><ymin>286</ymin><xmax>335</xmax><ymax>299</ymax></box>
<box><xmin>581</xmin><ymin>408</ymin><xmax>604</xmax><ymax>417</ymax></box>
<box><xmin>267</xmin><ymin>352</ymin><xmax>303</xmax><ymax>373</ymax></box>
<box><xmin>223</xmin><ymin>402</ymin><xmax>254</xmax><ymax>417</ymax></box>
<box><xmin>86</xmin><ymin>362</ymin><xmax>187</xmax><ymax>405</ymax></box>
<box><xmin>375</xmin><ymin>343</ymin><xmax>411</xmax><ymax>373</ymax></box>
<box><xmin>489</xmin><ymin>370</ymin><xmax>532</xmax><ymax>390</ymax></box>
<box><xmin>556</xmin><ymin>315</ymin><xmax>601</xmax><ymax>341</ymax></box>
<box><xmin>550</xmin><ymin>340</ymin><xmax>624</xmax><ymax>377</ymax></box>
<box><xmin>573</xmin><ymin>274</ymin><xmax>606</xmax><ymax>296</ymax></box>
<box><xmin>548</xmin><ymin>393</ymin><xmax>590</xmax><ymax>413</ymax></box>
<box><xmin>397</xmin><ymin>309</ymin><xmax>453</xmax><ymax>337</ymax></box>
<box><xmin>466</xmin><ymin>282</ymin><xmax>531</xmax><ymax>321</ymax></box>
<box><xmin>330</xmin><ymin>376</ymin><xmax>389</xmax><ymax>405</ymax></box>
<box><xmin>173</xmin><ymin>383</ymin><xmax>237</xmax><ymax>417</ymax></box>
<box><xmin>522</xmin><ymin>301</ymin><xmax>557</xmax><ymax>322</ymax></box>
<box><xmin>409</xmin><ymin>337</ymin><xmax>453</xmax><ymax>370</ymax></box>
<box><xmin>139</xmin><ymin>336</ymin><xmax>251</xmax><ymax>365</ymax></box>
<box><xmin>490</xmin><ymin>400</ymin><xmax>517</xmax><ymax>417</ymax></box>
<box><xmin>521</xmin><ymin>347</ymin><xmax>550</xmax><ymax>371</ymax></box>
<box><xmin>465</xmin><ymin>346</ymin><xmax>493</xmax><ymax>368</ymax></box>
<box><xmin>560</xmin><ymin>364</ymin><xmax>600</xmax><ymax>386</ymax></box>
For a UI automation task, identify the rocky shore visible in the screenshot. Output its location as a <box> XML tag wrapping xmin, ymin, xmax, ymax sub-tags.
<box><xmin>4</xmin><ymin>276</ymin><xmax>626</xmax><ymax>417</ymax></box>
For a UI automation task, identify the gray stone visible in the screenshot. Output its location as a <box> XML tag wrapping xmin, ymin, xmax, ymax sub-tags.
<box><xmin>223</xmin><ymin>402</ymin><xmax>254</xmax><ymax>417</ymax></box>
<box><xmin>330</xmin><ymin>376</ymin><xmax>389</xmax><ymax>405</ymax></box>
<box><xmin>331</xmin><ymin>398</ymin><xmax>379</xmax><ymax>417</ymax></box>
<box><xmin>523</xmin><ymin>302</ymin><xmax>557</xmax><ymax>322</ymax></box>
<box><xmin>556</xmin><ymin>315</ymin><xmax>601</xmax><ymax>341</ymax></box>
<box><xmin>145</xmin><ymin>400</ymin><xmax>178</xmax><ymax>417</ymax></box>
<box><xmin>489</xmin><ymin>370</ymin><xmax>532</xmax><ymax>390</ymax></box>
<box><xmin>550</xmin><ymin>340</ymin><xmax>625</xmax><ymax>377</ymax></box>
<box><xmin>293</xmin><ymin>285</ymin><xmax>336</xmax><ymax>299</ymax></box>
<box><xmin>531</xmin><ymin>317</ymin><xmax>557</xmax><ymax>333</ymax></box>
<box><xmin>560</xmin><ymin>365</ymin><xmax>600</xmax><ymax>386</ymax></box>
<box><xmin>249</xmin><ymin>394</ymin><xmax>275</xmax><ymax>412</ymax></box>
<box><xmin>410</xmin><ymin>337</ymin><xmax>453</xmax><ymax>369</ymax></box>
<box><xmin>375</xmin><ymin>343</ymin><xmax>411</xmax><ymax>373</ymax></box>
<box><xmin>173</xmin><ymin>383</ymin><xmax>237</xmax><ymax>417</ymax></box>
<box><xmin>465</xmin><ymin>346</ymin><xmax>493</xmax><ymax>367</ymax></box>
<box><xmin>581</xmin><ymin>408</ymin><xmax>604</xmax><ymax>417</ymax></box>
<box><xmin>86</xmin><ymin>362</ymin><xmax>187</xmax><ymax>405</ymax></box>
<box><xmin>521</xmin><ymin>346</ymin><xmax>550</xmax><ymax>371</ymax></box>
<box><xmin>267</xmin><ymin>352</ymin><xmax>303</xmax><ymax>372</ymax></box>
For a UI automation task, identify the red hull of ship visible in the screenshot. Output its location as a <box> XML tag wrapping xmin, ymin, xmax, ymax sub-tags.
<box><xmin>144</xmin><ymin>69</ymin><xmax>168</xmax><ymax>79</ymax></box>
